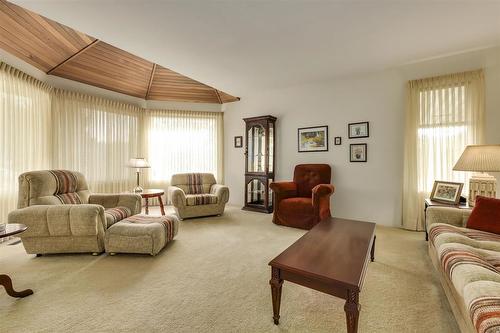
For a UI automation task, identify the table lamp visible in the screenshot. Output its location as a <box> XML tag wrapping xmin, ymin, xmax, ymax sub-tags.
<box><xmin>453</xmin><ymin>145</ymin><xmax>500</xmax><ymax>206</ymax></box>
<box><xmin>127</xmin><ymin>158</ymin><xmax>150</xmax><ymax>193</ymax></box>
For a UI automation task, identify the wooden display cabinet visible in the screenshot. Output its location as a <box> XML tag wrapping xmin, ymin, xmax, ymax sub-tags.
<box><xmin>243</xmin><ymin>115</ymin><xmax>276</xmax><ymax>213</ymax></box>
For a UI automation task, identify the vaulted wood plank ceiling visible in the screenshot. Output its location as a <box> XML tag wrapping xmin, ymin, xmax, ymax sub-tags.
<box><xmin>0</xmin><ymin>0</ymin><xmax>239</xmax><ymax>104</ymax></box>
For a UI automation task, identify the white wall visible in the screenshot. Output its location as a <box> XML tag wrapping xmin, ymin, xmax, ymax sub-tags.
<box><xmin>224</xmin><ymin>46</ymin><xmax>500</xmax><ymax>227</ymax></box>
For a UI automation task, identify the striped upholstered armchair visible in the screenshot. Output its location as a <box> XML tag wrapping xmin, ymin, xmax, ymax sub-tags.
<box><xmin>168</xmin><ymin>173</ymin><xmax>229</xmax><ymax>219</ymax></box>
<box><xmin>7</xmin><ymin>170</ymin><xmax>141</xmax><ymax>255</ymax></box>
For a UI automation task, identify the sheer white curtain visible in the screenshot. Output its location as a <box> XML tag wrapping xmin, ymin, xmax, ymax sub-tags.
<box><xmin>0</xmin><ymin>63</ymin><xmax>225</xmax><ymax>218</ymax></box>
<box><xmin>0</xmin><ymin>63</ymin><xmax>52</xmax><ymax>222</ymax></box>
<box><xmin>142</xmin><ymin>109</ymin><xmax>224</xmax><ymax>193</ymax></box>
<box><xmin>51</xmin><ymin>90</ymin><xmax>141</xmax><ymax>193</ymax></box>
<box><xmin>402</xmin><ymin>70</ymin><xmax>485</xmax><ymax>230</ymax></box>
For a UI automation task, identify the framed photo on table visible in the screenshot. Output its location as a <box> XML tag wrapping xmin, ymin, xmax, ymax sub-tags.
<box><xmin>430</xmin><ymin>181</ymin><xmax>464</xmax><ymax>205</ymax></box>
<box><xmin>348</xmin><ymin>122</ymin><xmax>369</xmax><ymax>138</ymax></box>
<box><xmin>298</xmin><ymin>126</ymin><xmax>328</xmax><ymax>152</ymax></box>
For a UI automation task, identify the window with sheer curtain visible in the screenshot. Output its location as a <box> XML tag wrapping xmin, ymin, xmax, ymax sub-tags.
<box><xmin>51</xmin><ymin>90</ymin><xmax>141</xmax><ymax>193</ymax></box>
<box><xmin>402</xmin><ymin>70</ymin><xmax>485</xmax><ymax>230</ymax></box>
<box><xmin>0</xmin><ymin>63</ymin><xmax>52</xmax><ymax>222</ymax></box>
<box><xmin>142</xmin><ymin>109</ymin><xmax>224</xmax><ymax>192</ymax></box>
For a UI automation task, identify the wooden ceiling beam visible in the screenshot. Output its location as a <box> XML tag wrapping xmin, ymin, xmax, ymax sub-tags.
<box><xmin>214</xmin><ymin>89</ymin><xmax>222</xmax><ymax>104</ymax></box>
<box><xmin>47</xmin><ymin>39</ymin><xmax>100</xmax><ymax>75</ymax></box>
<box><xmin>145</xmin><ymin>63</ymin><xmax>157</xmax><ymax>100</ymax></box>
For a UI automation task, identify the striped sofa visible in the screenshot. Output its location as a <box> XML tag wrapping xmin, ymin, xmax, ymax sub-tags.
<box><xmin>168</xmin><ymin>173</ymin><xmax>229</xmax><ymax>219</ymax></box>
<box><xmin>427</xmin><ymin>206</ymin><xmax>500</xmax><ymax>333</ymax></box>
<box><xmin>8</xmin><ymin>170</ymin><xmax>142</xmax><ymax>255</ymax></box>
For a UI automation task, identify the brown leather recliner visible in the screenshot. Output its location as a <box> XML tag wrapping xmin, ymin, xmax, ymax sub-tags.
<box><xmin>270</xmin><ymin>164</ymin><xmax>334</xmax><ymax>230</ymax></box>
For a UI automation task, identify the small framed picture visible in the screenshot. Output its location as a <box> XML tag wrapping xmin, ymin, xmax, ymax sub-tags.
<box><xmin>430</xmin><ymin>181</ymin><xmax>464</xmax><ymax>205</ymax></box>
<box><xmin>234</xmin><ymin>136</ymin><xmax>243</xmax><ymax>148</ymax></box>
<box><xmin>298</xmin><ymin>126</ymin><xmax>328</xmax><ymax>152</ymax></box>
<box><xmin>334</xmin><ymin>137</ymin><xmax>342</xmax><ymax>145</ymax></box>
<box><xmin>348</xmin><ymin>122</ymin><xmax>369</xmax><ymax>138</ymax></box>
<box><xmin>350</xmin><ymin>144</ymin><xmax>367</xmax><ymax>162</ymax></box>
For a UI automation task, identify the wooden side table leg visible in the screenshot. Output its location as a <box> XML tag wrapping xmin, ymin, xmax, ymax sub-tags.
<box><xmin>371</xmin><ymin>235</ymin><xmax>376</xmax><ymax>262</ymax></box>
<box><xmin>344</xmin><ymin>290</ymin><xmax>360</xmax><ymax>333</ymax></box>
<box><xmin>145</xmin><ymin>197</ymin><xmax>149</xmax><ymax>215</ymax></box>
<box><xmin>0</xmin><ymin>274</ymin><xmax>33</xmax><ymax>298</ymax></box>
<box><xmin>158</xmin><ymin>195</ymin><xmax>166</xmax><ymax>216</ymax></box>
<box><xmin>270</xmin><ymin>267</ymin><xmax>283</xmax><ymax>325</ymax></box>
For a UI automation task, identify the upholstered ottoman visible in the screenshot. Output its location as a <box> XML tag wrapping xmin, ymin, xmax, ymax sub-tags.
<box><xmin>104</xmin><ymin>214</ymin><xmax>179</xmax><ymax>256</ymax></box>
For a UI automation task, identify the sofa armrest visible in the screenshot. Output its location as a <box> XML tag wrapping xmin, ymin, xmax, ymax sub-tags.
<box><xmin>269</xmin><ymin>181</ymin><xmax>297</xmax><ymax>198</ymax></box>
<box><xmin>89</xmin><ymin>193</ymin><xmax>142</xmax><ymax>215</ymax></box>
<box><xmin>426</xmin><ymin>206</ymin><xmax>471</xmax><ymax>230</ymax></box>
<box><xmin>168</xmin><ymin>186</ymin><xmax>186</xmax><ymax>207</ymax></box>
<box><xmin>210</xmin><ymin>184</ymin><xmax>230</xmax><ymax>204</ymax></box>
<box><xmin>7</xmin><ymin>204</ymin><xmax>106</xmax><ymax>238</ymax></box>
<box><xmin>312</xmin><ymin>184</ymin><xmax>334</xmax><ymax>205</ymax></box>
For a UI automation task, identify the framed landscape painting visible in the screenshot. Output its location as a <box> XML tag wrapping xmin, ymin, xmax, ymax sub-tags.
<box><xmin>298</xmin><ymin>126</ymin><xmax>328</xmax><ymax>152</ymax></box>
<box><xmin>430</xmin><ymin>181</ymin><xmax>463</xmax><ymax>205</ymax></box>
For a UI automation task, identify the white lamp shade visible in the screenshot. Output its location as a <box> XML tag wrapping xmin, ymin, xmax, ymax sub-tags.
<box><xmin>127</xmin><ymin>158</ymin><xmax>151</xmax><ymax>168</ymax></box>
<box><xmin>453</xmin><ymin>145</ymin><xmax>500</xmax><ymax>172</ymax></box>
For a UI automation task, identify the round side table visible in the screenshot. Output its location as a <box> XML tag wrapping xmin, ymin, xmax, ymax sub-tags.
<box><xmin>1</xmin><ymin>223</ymin><xmax>33</xmax><ymax>298</ymax></box>
<box><xmin>138</xmin><ymin>189</ymin><xmax>166</xmax><ymax>215</ymax></box>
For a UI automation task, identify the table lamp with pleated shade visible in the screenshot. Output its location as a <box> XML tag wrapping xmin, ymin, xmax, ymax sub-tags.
<box><xmin>127</xmin><ymin>158</ymin><xmax>150</xmax><ymax>193</ymax></box>
<box><xmin>453</xmin><ymin>145</ymin><xmax>500</xmax><ymax>206</ymax></box>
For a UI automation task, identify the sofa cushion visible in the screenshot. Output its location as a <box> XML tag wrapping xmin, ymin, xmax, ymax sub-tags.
<box><xmin>467</xmin><ymin>196</ymin><xmax>500</xmax><ymax>235</ymax></box>
<box><xmin>429</xmin><ymin>223</ymin><xmax>500</xmax><ymax>253</ymax></box>
<box><xmin>464</xmin><ymin>281</ymin><xmax>500</xmax><ymax>333</ymax></box>
<box><xmin>104</xmin><ymin>206</ymin><xmax>132</xmax><ymax>228</ymax></box>
<box><xmin>186</xmin><ymin>194</ymin><xmax>218</xmax><ymax>206</ymax></box>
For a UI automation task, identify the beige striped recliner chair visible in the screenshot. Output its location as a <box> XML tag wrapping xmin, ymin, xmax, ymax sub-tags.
<box><xmin>168</xmin><ymin>173</ymin><xmax>229</xmax><ymax>219</ymax></box>
<box><xmin>8</xmin><ymin>170</ymin><xmax>141</xmax><ymax>255</ymax></box>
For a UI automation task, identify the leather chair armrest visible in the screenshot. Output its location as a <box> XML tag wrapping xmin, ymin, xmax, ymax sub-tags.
<box><xmin>168</xmin><ymin>186</ymin><xmax>186</xmax><ymax>207</ymax></box>
<box><xmin>269</xmin><ymin>181</ymin><xmax>297</xmax><ymax>198</ymax></box>
<box><xmin>7</xmin><ymin>204</ymin><xmax>106</xmax><ymax>237</ymax></box>
<box><xmin>89</xmin><ymin>193</ymin><xmax>142</xmax><ymax>215</ymax></box>
<box><xmin>211</xmin><ymin>184</ymin><xmax>230</xmax><ymax>204</ymax></box>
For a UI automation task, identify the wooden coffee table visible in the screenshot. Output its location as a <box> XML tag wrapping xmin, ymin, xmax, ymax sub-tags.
<box><xmin>1</xmin><ymin>223</ymin><xmax>33</xmax><ymax>298</ymax></box>
<box><xmin>269</xmin><ymin>217</ymin><xmax>376</xmax><ymax>333</ymax></box>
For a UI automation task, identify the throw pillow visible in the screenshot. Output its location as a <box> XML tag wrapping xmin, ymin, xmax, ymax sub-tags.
<box><xmin>466</xmin><ymin>196</ymin><xmax>500</xmax><ymax>234</ymax></box>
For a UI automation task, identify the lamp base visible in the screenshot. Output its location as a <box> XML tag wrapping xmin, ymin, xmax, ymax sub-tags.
<box><xmin>133</xmin><ymin>186</ymin><xmax>144</xmax><ymax>193</ymax></box>
<box><xmin>468</xmin><ymin>173</ymin><xmax>497</xmax><ymax>206</ymax></box>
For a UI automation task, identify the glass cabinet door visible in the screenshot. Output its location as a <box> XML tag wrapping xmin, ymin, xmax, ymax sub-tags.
<box><xmin>247</xmin><ymin>125</ymin><xmax>265</xmax><ymax>173</ymax></box>
<box><xmin>246</xmin><ymin>179</ymin><xmax>265</xmax><ymax>206</ymax></box>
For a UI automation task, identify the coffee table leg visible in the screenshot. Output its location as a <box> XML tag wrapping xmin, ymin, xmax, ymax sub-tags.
<box><xmin>145</xmin><ymin>198</ymin><xmax>149</xmax><ymax>215</ymax></box>
<box><xmin>344</xmin><ymin>290</ymin><xmax>360</xmax><ymax>333</ymax></box>
<box><xmin>371</xmin><ymin>235</ymin><xmax>376</xmax><ymax>262</ymax></box>
<box><xmin>158</xmin><ymin>195</ymin><xmax>166</xmax><ymax>216</ymax></box>
<box><xmin>270</xmin><ymin>267</ymin><xmax>283</xmax><ymax>325</ymax></box>
<box><xmin>0</xmin><ymin>274</ymin><xmax>33</xmax><ymax>298</ymax></box>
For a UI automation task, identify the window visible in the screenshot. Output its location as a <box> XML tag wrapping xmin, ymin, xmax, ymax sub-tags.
<box><xmin>416</xmin><ymin>85</ymin><xmax>470</xmax><ymax>193</ymax></box>
<box><xmin>403</xmin><ymin>70</ymin><xmax>484</xmax><ymax>230</ymax></box>
<box><xmin>145</xmin><ymin>110</ymin><xmax>223</xmax><ymax>185</ymax></box>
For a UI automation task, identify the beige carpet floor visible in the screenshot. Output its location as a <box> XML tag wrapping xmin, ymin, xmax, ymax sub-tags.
<box><xmin>0</xmin><ymin>206</ymin><xmax>458</xmax><ymax>333</ymax></box>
